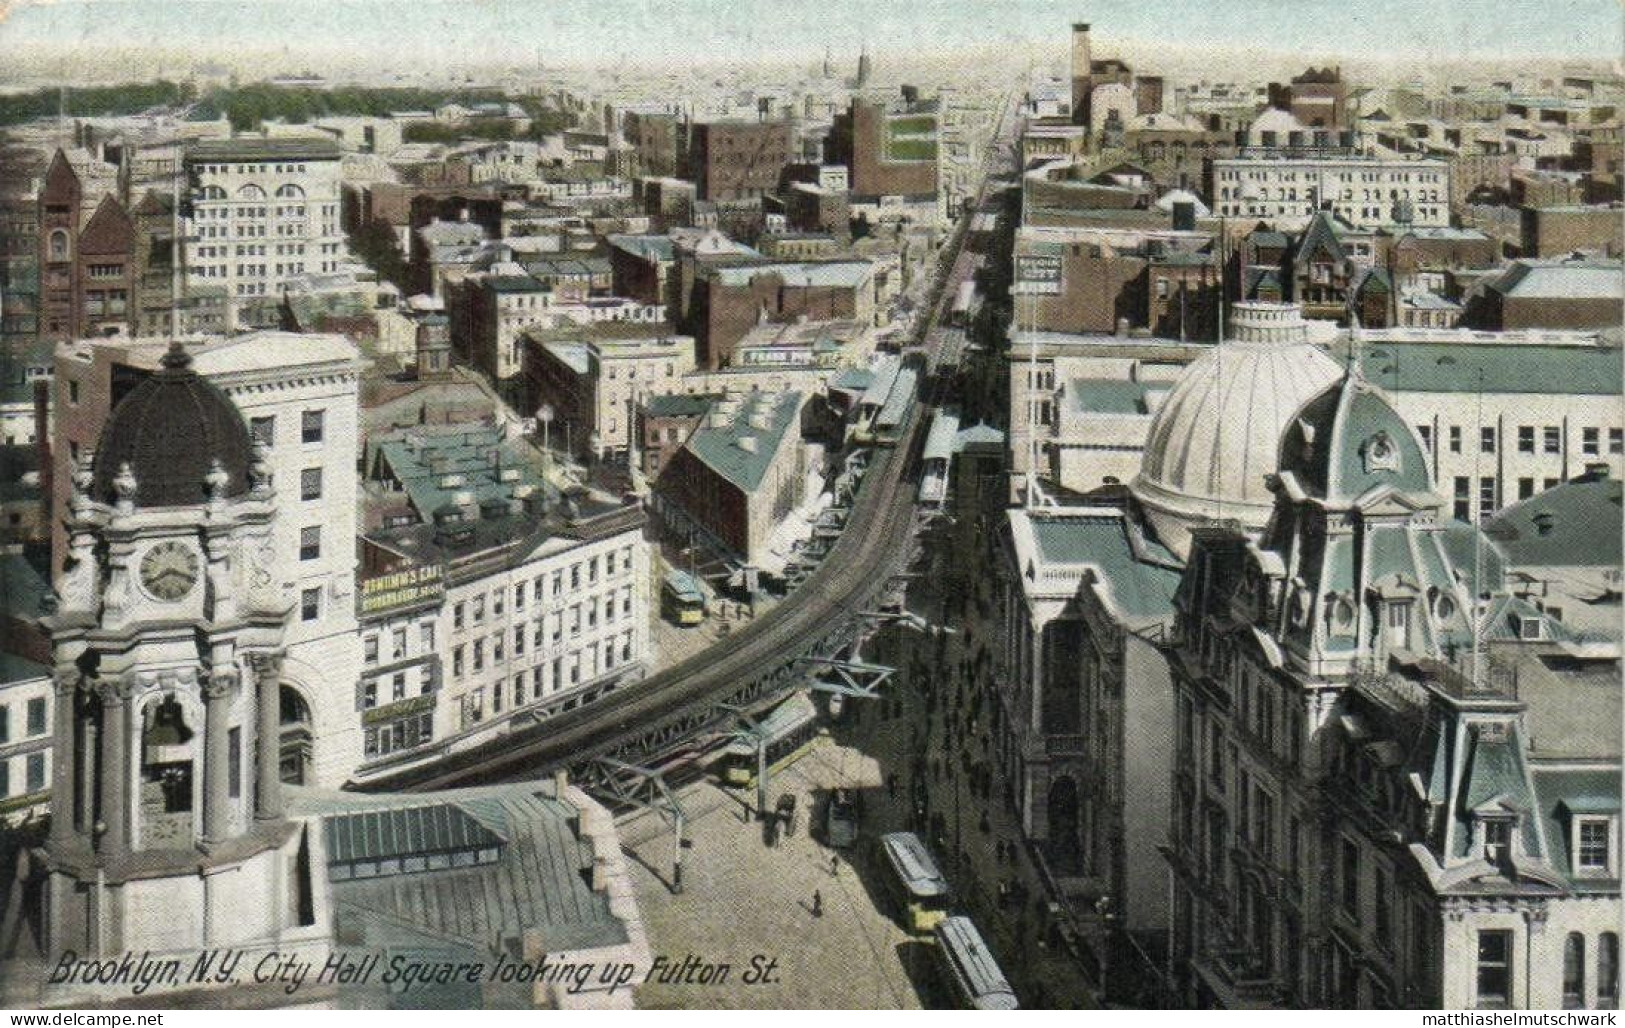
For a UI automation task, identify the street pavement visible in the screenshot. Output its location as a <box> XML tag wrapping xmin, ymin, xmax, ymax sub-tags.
<box><xmin>620</xmin><ymin>738</ymin><xmax>921</xmax><ymax>1009</ymax></box>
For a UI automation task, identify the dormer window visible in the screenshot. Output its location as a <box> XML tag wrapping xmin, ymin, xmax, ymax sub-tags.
<box><xmin>1575</xmin><ymin>816</ymin><xmax>1616</xmax><ymax>875</ymax></box>
<box><xmin>1385</xmin><ymin>600</ymin><xmax>1413</xmax><ymax>649</ymax></box>
<box><xmin>1481</xmin><ymin>815</ymin><xmax>1515</xmax><ymax>866</ymax></box>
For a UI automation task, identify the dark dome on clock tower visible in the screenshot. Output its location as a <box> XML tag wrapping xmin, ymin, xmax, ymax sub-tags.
<box><xmin>90</xmin><ymin>343</ymin><xmax>255</xmax><ymax>508</ymax></box>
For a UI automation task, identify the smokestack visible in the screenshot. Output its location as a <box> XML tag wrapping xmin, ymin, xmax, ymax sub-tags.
<box><xmin>1071</xmin><ymin>23</ymin><xmax>1093</xmax><ymax>126</ymax></box>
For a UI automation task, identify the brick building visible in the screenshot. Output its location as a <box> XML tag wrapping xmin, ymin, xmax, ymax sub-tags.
<box><xmin>622</xmin><ymin>110</ymin><xmax>683</xmax><ymax>179</ymax></box>
<box><xmin>687</xmin><ymin>119</ymin><xmax>793</xmax><ymax>202</ymax></box>
<box><xmin>637</xmin><ymin>392</ymin><xmax>716</xmax><ymax>481</ymax></box>
<box><xmin>1014</xmin><ymin>226</ymin><xmax>1221</xmax><ymax>339</ymax></box>
<box><xmin>37</xmin><ymin>151</ymin><xmax>135</xmax><ymax>342</ymax></box>
<box><xmin>1267</xmin><ymin>66</ymin><xmax>1349</xmax><ymax>128</ymax></box>
<box><xmin>828</xmin><ymin>95</ymin><xmax>940</xmax><ymax>204</ymax></box>
<box><xmin>688</xmin><ymin>260</ymin><xmax>874</xmax><ymax>369</ymax></box>
<box><xmin>784</xmin><ymin>182</ymin><xmax>851</xmax><ymax>237</ymax></box>
<box><xmin>651</xmin><ymin>390</ymin><xmax>809</xmax><ymax>568</ymax></box>
<box><xmin>1520</xmin><ymin>205</ymin><xmax>1624</xmax><ymax>258</ymax></box>
<box><xmin>1469</xmin><ymin>258</ymin><xmax>1624</xmax><ymax>330</ymax></box>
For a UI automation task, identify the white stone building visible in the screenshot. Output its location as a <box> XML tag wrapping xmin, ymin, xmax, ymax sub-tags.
<box><xmin>1164</xmin><ymin>370</ymin><xmax>1620</xmax><ymax>1009</ymax></box>
<box><xmin>1130</xmin><ymin>302</ymin><xmax>1342</xmax><ymax>559</ymax></box>
<box><xmin>51</xmin><ymin>332</ymin><xmax>366</xmax><ymax>786</ymax></box>
<box><xmin>1210</xmin><ymin>154</ymin><xmax>1451</xmax><ymax>228</ymax></box>
<box><xmin>190</xmin><ymin>332</ymin><xmax>364</xmax><ymax>785</ymax></box>
<box><xmin>0</xmin><ymin>653</ymin><xmax>52</xmax><ymax>826</ymax></box>
<box><xmin>182</xmin><ymin>137</ymin><xmax>347</xmax><ymax>328</ymax></box>
<box><xmin>1334</xmin><ymin>328</ymin><xmax>1624</xmax><ymax>520</ymax></box>
<box><xmin>357</xmin><ymin>424</ymin><xmax>651</xmax><ymax>778</ymax></box>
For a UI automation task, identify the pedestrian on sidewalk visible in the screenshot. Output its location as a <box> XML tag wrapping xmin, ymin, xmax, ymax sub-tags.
<box><xmin>812</xmin><ymin>890</ymin><xmax>823</xmax><ymax>917</ymax></box>
<box><xmin>830</xmin><ymin>854</ymin><xmax>840</xmax><ymax>877</ymax></box>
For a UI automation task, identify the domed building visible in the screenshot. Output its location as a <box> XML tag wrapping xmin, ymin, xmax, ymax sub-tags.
<box><xmin>40</xmin><ymin>342</ymin><xmax>329</xmax><ymax>972</ymax></box>
<box><xmin>1130</xmin><ymin>301</ymin><xmax>1341</xmax><ymax>559</ymax></box>
<box><xmin>89</xmin><ymin>344</ymin><xmax>256</xmax><ymax>506</ymax></box>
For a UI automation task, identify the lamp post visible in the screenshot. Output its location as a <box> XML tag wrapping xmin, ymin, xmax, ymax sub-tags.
<box><xmin>537</xmin><ymin>402</ymin><xmax>555</xmax><ymax>455</ymax></box>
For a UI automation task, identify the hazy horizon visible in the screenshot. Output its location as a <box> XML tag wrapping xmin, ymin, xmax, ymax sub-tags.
<box><xmin>1</xmin><ymin>0</ymin><xmax>1621</xmax><ymax>86</ymax></box>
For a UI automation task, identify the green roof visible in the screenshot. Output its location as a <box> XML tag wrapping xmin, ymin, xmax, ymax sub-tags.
<box><xmin>293</xmin><ymin>783</ymin><xmax>628</xmax><ymax>1002</ymax></box>
<box><xmin>1352</xmin><ymin>340</ymin><xmax>1623</xmax><ymax>396</ymax></box>
<box><xmin>0</xmin><ymin>551</ymin><xmax>51</xmax><ymax>620</ymax></box>
<box><xmin>1438</xmin><ymin>518</ymin><xmax>1508</xmax><ymax>596</ymax></box>
<box><xmin>1280</xmin><ymin>374</ymin><xmax>1434</xmax><ymax>504</ymax></box>
<box><xmin>485</xmin><ymin>274</ymin><xmax>543</xmax><ymax>293</ymax></box>
<box><xmin>830</xmin><ymin>367</ymin><xmax>875</xmax><ymax>392</ymax></box>
<box><xmin>645</xmin><ymin>392</ymin><xmax>717</xmax><ymax>417</ymax></box>
<box><xmin>1540</xmin><ymin>768</ymin><xmax>1624</xmax><ymax>888</ymax></box>
<box><xmin>324</xmin><ymin>802</ymin><xmax>506</xmax><ymax>864</ymax></box>
<box><xmin>1028</xmin><ymin>514</ymin><xmax>1181</xmax><ymax>621</ymax></box>
<box><xmin>1485</xmin><ymin>474</ymin><xmax>1623</xmax><ymax>569</ymax></box>
<box><xmin>1069</xmin><ymin>377</ymin><xmax>1154</xmax><ymax>415</ymax></box>
<box><xmin>685</xmin><ymin>391</ymin><xmax>803</xmax><ymax>493</ymax></box>
<box><xmin>1456</xmin><ymin>725</ymin><xmax>1542</xmax><ymax>860</ymax></box>
<box><xmin>611</xmin><ymin>233</ymin><xmax>672</xmax><ymax>263</ymax></box>
<box><xmin>367</xmin><ymin>424</ymin><xmax>545</xmax><ymax>523</ymax></box>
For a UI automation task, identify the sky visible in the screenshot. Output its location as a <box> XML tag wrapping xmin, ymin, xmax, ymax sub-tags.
<box><xmin>0</xmin><ymin>0</ymin><xmax>1620</xmax><ymax>75</ymax></box>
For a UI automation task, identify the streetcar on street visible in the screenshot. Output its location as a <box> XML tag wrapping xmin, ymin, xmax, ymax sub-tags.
<box><xmin>934</xmin><ymin>915</ymin><xmax>1019</xmax><ymax>1009</ymax></box>
<box><xmin>879</xmin><ymin>830</ymin><xmax>950</xmax><ymax>934</ymax></box>
<box><xmin>715</xmin><ymin>691</ymin><xmax>820</xmax><ymax>787</ymax></box>
<box><xmin>661</xmin><ymin>569</ymin><xmax>708</xmax><ymax>626</ymax></box>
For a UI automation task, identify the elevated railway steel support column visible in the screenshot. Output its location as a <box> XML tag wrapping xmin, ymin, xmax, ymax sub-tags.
<box><xmin>586</xmin><ymin>756</ymin><xmax>688</xmax><ymax>894</ymax></box>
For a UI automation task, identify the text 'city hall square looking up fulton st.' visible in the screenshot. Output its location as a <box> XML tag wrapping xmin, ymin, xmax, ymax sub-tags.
<box><xmin>0</xmin><ymin>0</ymin><xmax>1620</xmax><ymax>1015</ymax></box>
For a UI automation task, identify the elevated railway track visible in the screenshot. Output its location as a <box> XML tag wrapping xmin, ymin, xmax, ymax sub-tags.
<box><xmin>367</xmin><ymin>95</ymin><xmax>1018</xmax><ymax>796</ymax></box>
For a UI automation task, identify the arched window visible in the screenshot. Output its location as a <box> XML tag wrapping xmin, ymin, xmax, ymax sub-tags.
<box><xmin>200</xmin><ymin>185</ymin><xmax>226</xmax><ymax>201</ymax></box>
<box><xmin>237</xmin><ymin>183</ymin><xmax>266</xmax><ymax>200</ymax></box>
<box><xmin>48</xmin><ymin>229</ymin><xmax>68</xmax><ymax>261</ymax></box>
<box><xmin>274</xmin><ymin>184</ymin><xmax>305</xmax><ymax>198</ymax></box>
<box><xmin>1565</xmin><ymin>933</ymin><xmax>1586</xmax><ymax>1008</ymax></box>
<box><xmin>1601</xmin><ymin>933</ymin><xmax>1619</xmax><ymax>1008</ymax></box>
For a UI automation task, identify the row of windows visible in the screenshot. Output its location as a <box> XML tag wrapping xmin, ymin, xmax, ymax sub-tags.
<box><xmin>1216</xmin><ymin>167</ymin><xmax>1445</xmax><ymax>185</ymax></box>
<box><xmin>0</xmin><ymin>698</ymin><xmax>48</xmax><ymax>743</ymax></box>
<box><xmin>1478</xmin><ymin>930</ymin><xmax>1619</xmax><ymax>1008</ymax></box>
<box><xmin>449</xmin><ymin>548</ymin><xmax>636</xmax><ymax>631</ymax></box>
<box><xmin>1452</xmin><ymin>473</ymin><xmax>1597</xmax><ymax>521</ymax></box>
<box><xmin>192</xmin><ymin>162</ymin><xmax>316</xmax><ymax>176</ymax></box>
<box><xmin>1425</xmin><ymin>424</ymin><xmax>1624</xmax><ymax>456</ymax></box>
<box><xmin>363</xmin><ymin>621</ymin><xmax>436</xmax><ymax>666</ymax></box>
<box><xmin>362</xmin><ymin>710</ymin><xmax>433</xmax><ymax>759</ymax></box>
<box><xmin>247</xmin><ymin>410</ymin><xmax>326</xmax><ymax>447</ymax></box>
<box><xmin>1217</xmin><ymin>201</ymin><xmax>1442</xmax><ymax>222</ymax></box>
<box><xmin>459</xmin><ymin>632</ymin><xmax>636</xmax><ymax>728</ymax></box>
<box><xmin>450</xmin><ymin>589</ymin><xmax>635</xmax><ymax>678</ymax></box>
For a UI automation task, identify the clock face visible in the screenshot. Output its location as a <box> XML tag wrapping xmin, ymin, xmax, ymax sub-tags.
<box><xmin>139</xmin><ymin>541</ymin><xmax>199</xmax><ymax>602</ymax></box>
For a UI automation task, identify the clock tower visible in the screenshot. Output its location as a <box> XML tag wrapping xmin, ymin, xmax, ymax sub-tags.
<box><xmin>40</xmin><ymin>343</ymin><xmax>330</xmax><ymax>970</ymax></box>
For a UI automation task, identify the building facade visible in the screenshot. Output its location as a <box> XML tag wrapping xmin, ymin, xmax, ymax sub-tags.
<box><xmin>1209</xmin><ymin>155</ymin><xmax>1451</xmax><ymax>228</ymax></box>
<box><xmin>687</xmin><ymin>119</ymin><xmax>793</xmax><ymax>203</ymax></box>
<box><xmin>51</xmin><ymin>332</ymin><xmax>365</xmax><ymax>786</ymax></box>
<box><xmin>1163</xmin><ymin>370</ymin><xmax>1620</xmax><ymax>1008</ymax></box>
<box><xmin>182</xmin><ymin>138</ymin><xmax>347</xmax><ymax>328</ymax></box>
<box><xmin>41</xmin><ymin>343</ymin><xmax>331</xmax><ymax>965</ymax></box>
